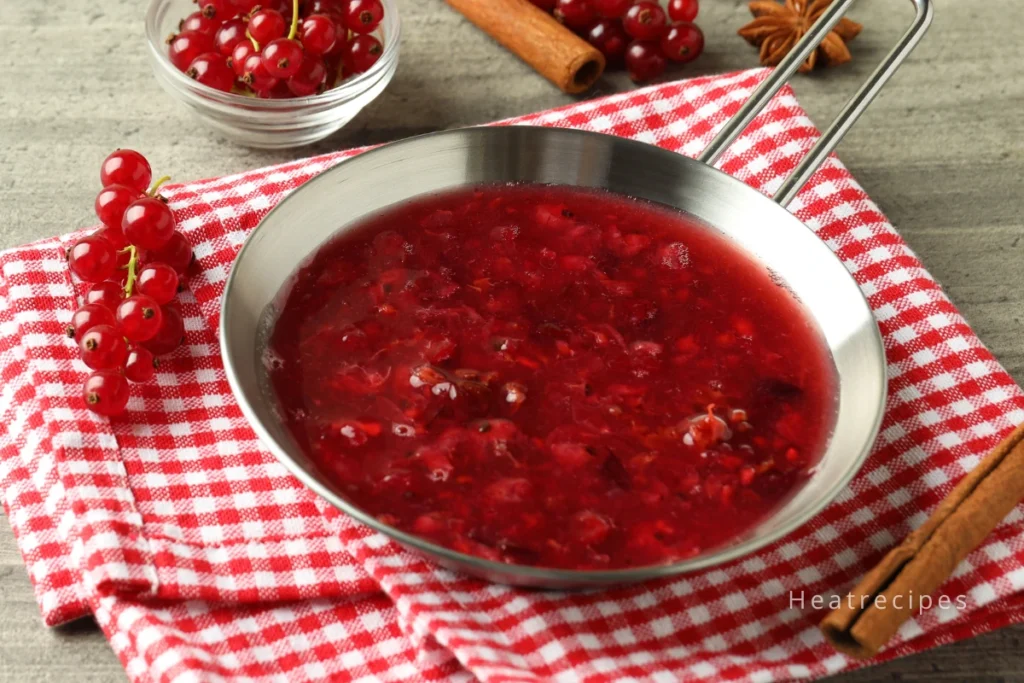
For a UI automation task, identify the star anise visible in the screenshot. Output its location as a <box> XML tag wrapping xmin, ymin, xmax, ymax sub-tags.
<box><xmin>738</xmin><ymin>0</ymin><xmax>862</xmax><ymax>72</ymax></box>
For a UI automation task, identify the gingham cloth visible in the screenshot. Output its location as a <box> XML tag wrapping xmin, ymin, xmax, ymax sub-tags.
<box><xmin>3</xmin><ymin>68</ymin><xmax>1024</xmax><ymax>683</ymax></box>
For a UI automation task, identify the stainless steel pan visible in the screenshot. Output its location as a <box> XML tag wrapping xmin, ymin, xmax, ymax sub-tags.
<box><xmin>221</xmin><ymin>0</ymin><xmax>933</xmax><ymax>588</ymax></box>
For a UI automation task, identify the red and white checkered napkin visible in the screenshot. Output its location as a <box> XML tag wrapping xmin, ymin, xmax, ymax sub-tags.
<box><xmin>4</xmin><ymin>67</ymin><xmax>1024</xmax><ymax>682</ymax></box>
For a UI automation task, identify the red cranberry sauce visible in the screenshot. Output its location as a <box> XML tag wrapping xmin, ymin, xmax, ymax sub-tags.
<box><xmin>268</xmin><ymin>185</ymin><xmax>837</xmax><ymax>570</ymax></box>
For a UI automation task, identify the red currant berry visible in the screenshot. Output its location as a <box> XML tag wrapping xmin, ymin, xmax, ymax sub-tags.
<box><xmin>79</xmin><ymin>325</ymin><xmax>129</xmax><ymax>370</ymax></box>
<box><xmin>199</xmin><ymin>0</ymin><xmax>233</xmax><ymax>20</ymax></box>
<box><xmin>248</xmin><ymin>9</ymin><xmax>287</xmax><ymax>44</ymax></box>
<box><xmin>143</xmin><ymin>303</ymin><xmax>186</xmax><ymax>356</ymax></box>
<box><xmin>100</xmin><ymin>150</ymin><xmax>152</xmax><ymax>194</ymax></box>
<box><xmin>345</xmin><ymin>0</ymin><xmax>384</xmax><ymax>34</ymax></box>
<box><xmin>141</xmin><ymin>231</ymin><xmax>193</xmax><ymax>276</ymax></box>
<box><xmin>343</xmin><ymin>35</ymin><xmax>382</xmax><ymax>73</ymax></box>
<box><xmin>180</xmin><ymin>11</ymin><xmax>221</xmax><ymax>36</ymax></box>
<box><xmin>300</xmin><ymin>14</ymin><xmax>338</xmax><ymax>56</ymax></box>
<box><xmin>187</xmin><ymin>52</ymin><xmax>236</xmax><ymax>92</ymax></box>
<box><xmin>107</xmin><ymin>271</ymin><xmax>129</xmax><ymax>291</ymax></box>
<box><xmin>593</xmin><ymin>0</ymin><xmax>633</xmax><ymax>18</ymax></box>
<box><xmin>554</xmin><ymin>0</ymin><xmax>597</xmax><ymax>31</ymax></box>
<box><xmin>95</xmin><ymin>184</ymin><xmax>142</xmax><ymax>230</ymax></box>
<box><xmin>68</xmin><ymin>235</ymin><xmax>117</xmax><ymax>283</ymax></box>
<box><xmin>94</xmin><ymin>227</ymin><xmax>129</xmax><ymax>257</ymax></box>
<box><xmin>255</xmin><ymin>82</ymin><xmax>293</xmax><ymax>98</ymax></box>
<box><xmin>667</xmin><ymin>0</ymin><xmax>698</xmax><ymax>22</ymax></box>
<box><xmin>83</xmin><ymin>370</ymin><xmax>130</xmax><ymax>417</ymax></box>
<box><xmin>528</xmin><ymin>0</ymin><xmax>557</xmax><ymax>9</ymax></box>
<box><xmin>124</xmin><ymin>347</ymin><xmax>158</xmax><ymax>383</ymax></box>
<box><xmin>232</xmin><ymin>0</ymin><xmax>261</xmax><ymax>13</ymax></box>
<box><xmin>258</xmin><ymin>0</ymin><xmax>292</xmax><ymax>18</ymax></box>
<box><xmin>123</xmin><ymin>198</ymin><xmax>175</xmax><ymax>251</ymax></box>
<box><xmin>623</xmin><ymin>2</ymin><xmax>667</xmax><ymax>40</ymax></box>
<box><xmin>587</xmin><ymin>19</ymin><xmax>630</xmax><ymax>64</ymax></box>
<box><xmin>308</xmin><ymin>0</ymin><xmax>345</xmax><ymax>14</ymax></box>
<box><xmin>117</xmin><ymin>295</ymin><xmax>164</xmax><ymax>343</ymax></box>
<box><xmin>136</xmin><ymin>263</ymin><xmax>179</xmax><ymax>305</ymax></box>
<box><xmin>625</xmin><ymin>40</ymin><xmax>666</xmax><ymax>81</ymax></box>
<box><xmin>242</xmin><ymin>52</ymin><xmax>280</xmax><ymax>91</ymax></box>
<box><xmin>287</xmin><ymin>55</ymin><xmax>328</xmax><ymax>96</ymax></box>
<box><xmin>661</xmin><ymin>22</ymin><xmax>704</xmax><ymax>63</ymax></box>
<box><xmin>85</xmin><ymin>281</ymin><xmax>125</xmax><ymax>312</ymax></box>
<box><xmin>324</xmin><ymin>17</ymin><xmax>350</xmax><ymax>57</ymax></box>
<box><xmin>229</xmin><ymin>41</ymin><xmax>256</xmax><ymax>75</ymax></box>
<box><xmin>261</xmin><ymin>38</ymin><xmax>304</xmax><ymax>79</ymax></box>
<box><xmin>67</xmin><ymin>304</ymin><xmax>116</xmax><ymax>339</ymax></box>
<box><xmin>215</xmin><ymin>18</ymin><xmax>248</xmax><ymax>55</ymax></box>
<box><xmin>167</xmin><ymin>31</ymin><xmax>217</xmax><ymax>72</ymax></box>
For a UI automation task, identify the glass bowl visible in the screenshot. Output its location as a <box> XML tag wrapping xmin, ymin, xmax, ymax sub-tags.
<box><xmin>145</xmin><ymin>0</ymin><xmax>400</xmax><ymax>149</ymax></box>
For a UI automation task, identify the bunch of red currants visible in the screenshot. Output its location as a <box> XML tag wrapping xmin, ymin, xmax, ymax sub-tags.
<box><xmin>533</xmin><ymin>0</ymin><xmax>704</xmax><ymax>82</ymax></box>
<box><xmin>168</xmin><ymin>0</ymin><xmax>385</xmax><ymax>98</ymax></box>
<box><xmin>68</xmin><ymin>150</ymin><xmax>193</xmax><ymax>417</ymax></box>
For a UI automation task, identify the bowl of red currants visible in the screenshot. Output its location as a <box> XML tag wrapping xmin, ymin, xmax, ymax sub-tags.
<box><xmin>145</xmin><ymin>0</ymin><xmax>400</xmax><ymax>148</ymax></box>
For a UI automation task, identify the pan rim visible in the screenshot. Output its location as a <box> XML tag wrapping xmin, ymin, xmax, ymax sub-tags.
<box><xmin>220</xmin><ymin>125</ymin><xmax>887</xmax><ymax>586</ymax></box>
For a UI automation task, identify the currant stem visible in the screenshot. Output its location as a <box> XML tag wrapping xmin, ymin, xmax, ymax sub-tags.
<box><xmin>287</xmin><ymin>0</ymin><xmax>300</xmax><ymax>39</ymax></box>
<box><xmin>247</xmin><ymin>30</ymin><xmax>259</xmax><ymax>51</ymax></box>
<box><xmin>147</xmin><ymin>175</ymin><xmax>172</xmax><ymax>197</ymax></box>
<box><xmin>122</xmin><ymin>246</ymin><xmax>139</xmax><ymax>297</ymax></box>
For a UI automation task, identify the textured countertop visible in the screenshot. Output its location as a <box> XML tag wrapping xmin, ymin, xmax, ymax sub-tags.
<box><xmin>2</xmin><ymin>0</ymin><xmax>1024</xmax><ymax>679</ymax></box>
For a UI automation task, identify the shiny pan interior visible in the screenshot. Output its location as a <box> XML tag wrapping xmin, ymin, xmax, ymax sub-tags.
<box><xmin>220</xmin><ymin>125</ymin><xmax>886</xmax><ymax>587</ymax></box>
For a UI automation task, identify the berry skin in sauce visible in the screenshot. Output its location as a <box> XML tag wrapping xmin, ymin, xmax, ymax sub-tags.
<box><xmin>268</xmin><ymin>184</ymin><xmax>837</xmax><ymax>570</ymax></box>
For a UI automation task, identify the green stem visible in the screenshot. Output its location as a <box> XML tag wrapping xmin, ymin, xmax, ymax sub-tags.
<box><xmin>147</xmin><ymin>175</ymin><xmax>172</xmax><ymax>197</ymax></box>
<box><xmin>246</xmin><ymin>30</ymin><xmax>259</xmax><ymax>51</ymax></box>
<box><xmin>122</xmin><ymin>246</ymin><xmax>139</xmax><ymax>297</ymax></box>
<box><xmin>287</xmin><ymin>0</ymin><xmax>299</xmax><ymax>39</ymax></box>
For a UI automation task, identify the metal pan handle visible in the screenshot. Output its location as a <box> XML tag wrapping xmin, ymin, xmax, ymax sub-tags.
<box><xmin>697</xmin><ymin>0</ymin><xmax>933</xmax><ymax>208</ymax></box>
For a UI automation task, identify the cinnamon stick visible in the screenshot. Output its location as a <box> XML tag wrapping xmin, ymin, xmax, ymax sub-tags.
<box><xmin>821</xmin><ymin>422</ymin><xmax>1024</xmax><ymax>658</ymax></box>
<box><xmin>445</xmin><ymin>0</ymin><xmax>606</xmax><ymax>94</ymax></box>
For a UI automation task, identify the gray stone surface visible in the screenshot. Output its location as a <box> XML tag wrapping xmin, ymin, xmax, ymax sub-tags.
<box><xmin>2</xmin><ymin>0</ymin><xmax>1023</xmax><ymax>679</ymax></box>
